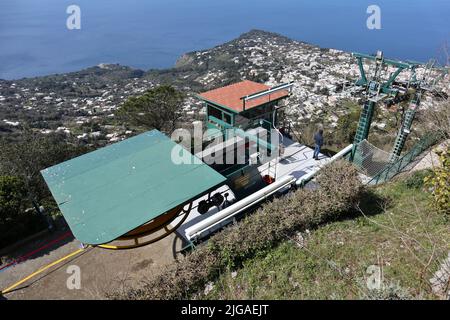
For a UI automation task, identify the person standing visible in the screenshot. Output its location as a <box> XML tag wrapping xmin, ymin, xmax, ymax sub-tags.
<box><xmin>313</xmin><ymin>129</ymin><xmax>324</xmax><ymax>160</ymax></box>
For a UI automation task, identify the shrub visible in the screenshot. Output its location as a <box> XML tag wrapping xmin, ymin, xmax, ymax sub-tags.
<box><xmin>0</xmin><ymin>176</ymin><xmax>27</xmax><ymax>223</ymax></box>
<box><xmin>424</xmin><ymin>146</ymin><xmax>450</xmax><ymax>214</ymax></box>
<box><xmin>115</xmin><ymin>161</ymin><xmax>364</xmax><ymax>300</ymax></box>
<box><xmin>0</xmin><ymin>131</ymin><xmax>90</xmax><ymax>213</ymax></box>
<box><xmin>118</xmin><ymin>85</ymin><xmax>185</xmax><ymax>134</ymax></box>
<box><xmin>335</xmin><ymin>100</ymin><xmax>360</xmax><ymax>144</ymax></box>
<box><xmin>0</xmin><ymin>176</ymin><xmax>45</xmax><ymax>248</ymax></box>
<box><xmin>403</xmin><ymin>169</ymin><xmax>432</xmax><ymax>189</ymax></box>
<box><xmin>360</xmin><ymin>281</ymin><xmax>412</xmax><ymax>300</ymax></box>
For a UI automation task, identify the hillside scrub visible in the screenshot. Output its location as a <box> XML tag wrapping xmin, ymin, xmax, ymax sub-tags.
<box><xmin>117</xmin><ymin>85</ymin><xmax>185</xmax><ymax>134</ymax></box>
<box><xmin>0</xmin><ymin>176</ymin><xmax>45</xmax><ymax>248</ymax></box>
<box><xmin>0</xmin><ymin>132</ymin><xmax>91</xmax><ymax>247</ymax></box>
<box><xmin>205</xmin><ymin>170</ymin><xmax>449</xmax><ymax>300</ymax></box>
<box><xmin>0</xmin><ymin>132</ymin><xmax>90</xmax><ymax>213</ymax></box>
<box><xmin>115</xmin><ymin>160</ymin><xmax>364</xmax><ymax>300</ymax></box>
<box><xmin>425</xmin><ymin>146</ymin><xmax>450</xmax><ymax>214</ymax></box>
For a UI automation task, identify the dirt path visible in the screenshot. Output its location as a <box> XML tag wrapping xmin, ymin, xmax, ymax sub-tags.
<box><xmin>0</xmin><ymin>233</ymin><xmax>183</xmax><ymax>300</ymax></box>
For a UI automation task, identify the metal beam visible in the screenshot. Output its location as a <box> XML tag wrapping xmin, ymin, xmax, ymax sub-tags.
<box><xmin>241</xmin><ymin>81</ymin><xmax>294</xmax><ymax>102</ymax></box>
<box><xmin>352</xmin><ymin>52</ymin><xmax>412</xmax><ymax>69</ymax></box>
<box><xmin>356</xmin><ymin>57</ymin><xmax>368</xmax><ymax>86</ymax></box>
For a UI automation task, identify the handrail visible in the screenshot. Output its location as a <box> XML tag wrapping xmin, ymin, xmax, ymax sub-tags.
<box><xmin>186</xmin><ymin>144</ymin><xmax>354</xmax><ymax>242</ymax></box>
<box><xmin>367</xmin><ymin>133</ymin><xmax>441</xmax><ymax>185</ymax></box>
<box><xmin>241</xmin><ymin>82</ymin><xmax>294</xmax><ymax>102</ymax></box>
<box><xmin>296</xmin><ymin>144</ymin><xmax>353</xmax><ymax>186</ymax></box>
<box><xmin>186</xmin><ymin>175</ymin><xmax>296</xmax><ymax>241</ymax></box>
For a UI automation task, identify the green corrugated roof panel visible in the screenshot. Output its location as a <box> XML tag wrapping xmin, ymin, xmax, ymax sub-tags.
<box><xmin>41</xmin><ymin>130</ymin><xmax>226</xmax><ymax>245</ymax></box>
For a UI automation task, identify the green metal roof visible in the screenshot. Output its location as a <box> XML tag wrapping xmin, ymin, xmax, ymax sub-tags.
<box><xmin>41</xmin><ymin>130</ymin><xmax>226</xmax><ymax>245</ymax></box>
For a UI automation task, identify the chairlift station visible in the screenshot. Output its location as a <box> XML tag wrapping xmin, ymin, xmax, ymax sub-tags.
<box><xmin>41</xmin><ymin>79</ymin><xmax>346</xmax><ymax>250</ymax></box>
<box><xmin>41</xmin><ymin>53</ymin><xmax>447</xmax><ymax>250</ymax></box>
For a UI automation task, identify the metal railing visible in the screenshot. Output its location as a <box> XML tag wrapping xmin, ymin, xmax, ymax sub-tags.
<box><xmin>367</xmin><ymin>133</ymin><xmax>441</xmax><ymax>185</ymax></box>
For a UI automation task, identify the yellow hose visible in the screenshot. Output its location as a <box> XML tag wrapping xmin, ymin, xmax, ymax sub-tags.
<box><xmin>1</xmin><ymin>248</ymin><xmax>85</xmax><ymax>295</ymax></box>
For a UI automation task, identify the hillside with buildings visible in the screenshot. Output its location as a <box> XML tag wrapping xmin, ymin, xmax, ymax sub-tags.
<box><xmin>0</xmin><ymin>30</ymin><xmax>447</xmax><ymax>148</ymax></box>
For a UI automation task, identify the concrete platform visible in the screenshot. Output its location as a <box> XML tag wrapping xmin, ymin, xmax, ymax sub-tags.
<box><xmin>171</xmin><ymin>136</ymin><xmax>330</xmax><ymax>243</ymax></box>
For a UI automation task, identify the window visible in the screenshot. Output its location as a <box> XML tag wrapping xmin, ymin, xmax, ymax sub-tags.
<box><xmin>223</xmin><ymin>112</ymin><xmax>232</xmax><ymax>124</ymax></box>
<box><xmin>207</xmin><ymin>105</ymin><xmax>222</xmax><ymax>120</ymax></box>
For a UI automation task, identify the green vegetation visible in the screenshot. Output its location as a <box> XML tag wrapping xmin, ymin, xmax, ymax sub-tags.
<box><xmin>403</xmin><ymin>169</ymin><xmax>432</xmax><ymax>189</ymax></box>
<box><xmin>0</xmin><ymin>132</ymin><xmax>90</xmax><ymax>247</ymax></box>
<box><xmin>290</xmin><ymin>99</ymin><xmax>362</xmax><ymax>153</ymax></box>
<box><xmin>204</xmin><ymin>171</ymin><xmax>449</xmax><ymax>300</ymax></box>
<box><xmin>0</xmin><ymin>132</ymin><xmax>90</xmax><ymax>212</ymax></box>
<box><xmin>334</xmin><ymin>99</ymin><xmax>360</xmax><ymax>145</ymax></box>
<box><xmin>421</xmin><ymin>99</ymin><xmax>450</xmax><ymax>214</ymax></box>
<box><xmin>118</xmin><ymin>85</ymin><xmax>185</xmax><ymax>134</ymax></box>
<box><xmin>0</xmin><ymin>176</ymin><xmax>45</xmax><ymax>248</ymax></box>
<box><xmin>425</xmin><ymin>147</ymin><xmax>450</xmax><ymax>214</ymax></box>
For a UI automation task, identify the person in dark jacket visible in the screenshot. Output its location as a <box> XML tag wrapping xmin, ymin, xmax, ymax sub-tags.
<box><xmin>313</xmin><ymin>129</ymin><xmax>324</xmax><ymax>160</ymax></box>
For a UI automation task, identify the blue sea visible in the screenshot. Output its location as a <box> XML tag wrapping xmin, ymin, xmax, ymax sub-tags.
<box><xmin>0</xmin><ymin>0</ymin><xmax>448</xmax><ymax>80</ymax></box>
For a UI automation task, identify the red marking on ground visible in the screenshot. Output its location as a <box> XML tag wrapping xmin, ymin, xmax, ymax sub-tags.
<box><xmin>0</xmin><ymin>231</ymin><xmax>73</xmax><ymax>271</ymax></box>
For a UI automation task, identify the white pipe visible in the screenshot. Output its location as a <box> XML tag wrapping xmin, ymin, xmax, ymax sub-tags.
<box><xmin>296</xmin><ymin>144</ymin><xmax>353</xmax><ymax>186</ymax></box>
<box><xmin>243</xmin><ymin>82</ymin><xmax>294</xmax><ymax>102</ymax></box>
<box><xmin>186</xmin><ymin>174</ymin><xmax>296</xmax><ymax>241</ymax></box>
<box><xmin>187</xmin><ymin>144</ymin><xmax>353</xmax><ymax>241</ymax></box>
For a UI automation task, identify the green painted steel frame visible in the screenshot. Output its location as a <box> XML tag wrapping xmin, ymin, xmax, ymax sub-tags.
<box><xmin>350</xmin><ymin>52</ymin><xmax>418</xmax><ymax>160</ymax></box>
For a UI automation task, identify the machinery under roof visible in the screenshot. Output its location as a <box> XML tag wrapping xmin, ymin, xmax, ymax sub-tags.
<box><xmin>41</xmin><ymin>130</ymin><xmax>226</xmax><ymax>245</ymax></box>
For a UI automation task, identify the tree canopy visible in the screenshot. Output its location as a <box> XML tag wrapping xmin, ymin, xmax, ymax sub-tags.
<box><xmin>0</xmin><ymin>176</ymin><xmax>27</xmax><ymax>224</ymax></box>
<box><xmin>0</xmin><ymin>131</ymin><xmax>90</xmax><ymax>211</ymax></box>
<box><xmin>0</xmin><ymin>175</ymin><xmax>46</xmax><ymax>248</ymax></box>
<box><xmin>118</xmin><ymin>85</ymin><xmax>185</xmax><ymax>134</ymax></box>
